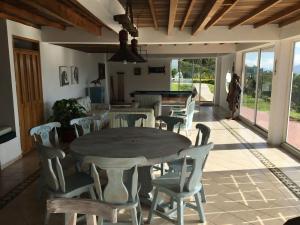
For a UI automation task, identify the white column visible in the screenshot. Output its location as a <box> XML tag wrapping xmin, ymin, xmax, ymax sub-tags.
<box><xmin>268</xmin><ymin>40</ymin><xmax>294</xmax><ymax>145</ymax></box>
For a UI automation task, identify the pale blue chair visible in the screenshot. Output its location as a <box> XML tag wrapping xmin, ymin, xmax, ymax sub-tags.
<box><xmin>156</xmin><ymin>116</ymin><xmax>184</xmax><ymax>134</ymax></box>
<box><xmin>30</xmin><ymin>122</ymin><xmax>61</xmax><ymax>147</ymax></box>
<box><xmin>70</xmin><ymin>117</ymin><xmax>95</xmax><ymax>138</ymax></box>
<box><xmin>37</xmin><ymin>144</ymin><xmax>96</xmax><ymax>224</ymax></box>
<box><xmin>84</xmin><ymin>156</ymin><xmax>147</xmax><ymax>225</ymax></box>
<box><xmin>171</xmin><ymin>100</ymin><xmax>195</xmax><ymax>136</ymax></box>
<box><xmin>147</xmin><ymin>143</ymin><xmax>214</xmax><ymax>225</ymax></box>
<box><xmin>115</xmin><ymin>113</ymin><xmax>147</xmax><ymax>127</ymax></box>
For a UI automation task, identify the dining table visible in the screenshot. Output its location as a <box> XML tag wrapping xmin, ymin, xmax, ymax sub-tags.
<box><xmin>70</xmin><ymin>127</ymin><xmax>192</xmax><ymax>206</ymax></box>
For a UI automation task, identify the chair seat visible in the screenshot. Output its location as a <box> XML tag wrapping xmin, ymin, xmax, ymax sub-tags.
<box><xmin>64</xmin><ymin>172</ymin><xmax>94</xmax><ymax>193</ymax></box>
<box><xmin>152</xmin><ymin>173</ymin><xmax>201</xmax><ymax>197</ymax></box>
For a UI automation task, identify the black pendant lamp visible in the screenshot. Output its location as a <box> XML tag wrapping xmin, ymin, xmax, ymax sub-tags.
<box><xmin>109</xmin><ymin>29</ymin><xmax>139</xmax><ymax>63</ymax></box>
<box><xmin>131</xmin><ymin>38</ymin><xmax>146</xmax><ymax>63</ymax></box>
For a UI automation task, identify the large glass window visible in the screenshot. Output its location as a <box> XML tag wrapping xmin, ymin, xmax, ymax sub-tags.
<box><xmin>240</xmin><ymin>48</ymin><xmax>275</xmax><ymax>130</ymax></box>
<box><xmin>287</xmin><ymin>42</ymin><xmax>300</xmax><ymax>149</ymax></box>
<box><xmin>171</xmin><ymin>58</ymin><xmax>216</xmax><ymax>102</ymax></box>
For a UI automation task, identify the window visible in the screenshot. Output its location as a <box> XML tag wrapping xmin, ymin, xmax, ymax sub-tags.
<box><xmin>240</xmin><ymin>48</ymin><xmax>275</xmax><ymax>130</ymax></box>
<box><xmin>286</xmin><ymin>42</ymin><xmax>300</xmax><ymax>149</ymax></box>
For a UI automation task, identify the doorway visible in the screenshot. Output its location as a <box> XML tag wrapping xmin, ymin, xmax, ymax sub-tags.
<box><xmin>170</xmin><ymin>58</ymin><xmax>216</xmax><ymax>103</ymax></box>
<box><xmin>240</xmin><ymin>47</ymin><xmax>275</xmax><ymax>131</ymax></box>
<box><xmin>13</xmin><ymin>37</ymin><xmax>44</xmax><ymax>154</ymax></box>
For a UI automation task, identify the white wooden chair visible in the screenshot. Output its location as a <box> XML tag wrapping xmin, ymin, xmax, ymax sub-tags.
<box><xmin>37</xmin><ymin>144</ymin><xmax>96</xmax><ymax>224</ymax></box>
<box><xmin>30</xmin><ymin>122</ymin><xmax>61</xmax><ymax>147</ymax></box>
<box><xmin>84</xmin><ymin>156</ymin><xmax>147</xmax><ymax>225</ymax></box>
<box><xmin>46</xmin><ymin>198</ymin><xmax>117</xmax><ymax>225</ymax></box>
<box><xmin>147</xmin><ymin>143</ymin><xmax>214</xmax><ymax>225</ymax></box>
<box><xmin>70</xmin><ymin>116</ymin><xmax>100</xmax><ymax>138</ymax></box>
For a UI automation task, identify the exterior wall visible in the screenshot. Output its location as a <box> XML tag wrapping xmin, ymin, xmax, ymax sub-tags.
<box><xmin>107</xmin><ymin>58</ymin><xmax>171</xmax><ymax>103</ymax></box>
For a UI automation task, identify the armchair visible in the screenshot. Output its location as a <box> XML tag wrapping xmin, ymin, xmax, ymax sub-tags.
<box><xmin>134</xmin><ymin>94</ymin><xmax>162</xmax><ymax>117</ymax></box>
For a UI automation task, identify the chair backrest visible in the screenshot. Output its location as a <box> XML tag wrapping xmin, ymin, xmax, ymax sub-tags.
<box><xmin>115</xmin><ymin>114</ymin><xmax>147</xmax><ymax>127</ymax></box>
<box><xmin>84</xmin><ymin>156</ymin><xmax>147</xmax><ymax>204</ymax></box>
<box><xmin>47</xmin><ymin>198</ymin><xmax>117</xmax><ymax>225</ymax></box>
<box><xmin>156</xmin><ymin>116</ymin><xmax>184</xmax><ymax>133</ymax></box>
<box><xmin>70</xmin><ymin>117</ymin><xmax>94</xmax><ymax>137</ymax></box>
<box><xmin>30</xmin><ymin>122</ymin><xmax>61</xmax><ymax>147</ymax></box>
<box><xmin>36</xmin><ymin>144</ymin><xmax>66</xmax><ymax>193</ymax></box>
<box><xmin>184</xmin><ymin>100</ymin><xmax>195</xmax><ymax>130</ymax></box>
<box><xmin>195</xmin><ymin>123</ymin><xmax>211</xmax><ymax>146</ymax></box>
<box><xmin>185</xmin><ymin>95</ymin><xmax>192</xmax><ymax>109</ymax></box>
<box><xmin>177</xmin><ymin>143</ymin><xmax>213</xmax><ymax>192</ymax></box>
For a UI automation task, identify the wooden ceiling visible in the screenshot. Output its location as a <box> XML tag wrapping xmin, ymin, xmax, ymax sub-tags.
<box><xmin>0</xmin><ymin>0</ymin><xmax>103</xmax><ymax>35</ymax></box>
<box><xmin>120</xmin><ymin>0</ymin><xmax>300</xmax><ymax>34</ymax></box>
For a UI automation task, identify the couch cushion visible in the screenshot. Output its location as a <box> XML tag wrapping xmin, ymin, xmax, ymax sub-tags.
<box><xmin>77</xmin><ymin>96</ymin><xmax>91</xmax><ymax>113</ymax></box>
<box><xmin>0</xmin><ymin>126</ymin><xmax>12</xmax><ymax>136</ymax></box>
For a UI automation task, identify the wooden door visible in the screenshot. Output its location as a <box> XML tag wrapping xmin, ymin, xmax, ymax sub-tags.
<box><xmin>14</xmin><ymin>49</ymin><xmax>44</xmax><ymax>154</ymax></box>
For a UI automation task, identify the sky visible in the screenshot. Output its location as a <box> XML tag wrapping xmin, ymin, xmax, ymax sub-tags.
<box><xmin>245</xmin><ymin>51</ymin><xmax>274</xmax><ymax>71</ymax></box>
<box><xmin>293</xmin><ymin>42</ymin><xmax>300</xmax><ymax>74</ymax></box>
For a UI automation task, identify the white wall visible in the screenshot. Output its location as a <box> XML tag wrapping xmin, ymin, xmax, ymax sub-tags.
<box><xmin>40</xmin><ymin>43</ymin><xmax>106</xmax><ymax>118</ymax></box>
<box><xmin>108</xmin><ymin>58</ymin><xmax>171</xmax><ymax>103</ymax></box>
<box><xmin>0</xmin><ymin>20</ymin><xmax>108</xmax><ymax>169</ymax></box>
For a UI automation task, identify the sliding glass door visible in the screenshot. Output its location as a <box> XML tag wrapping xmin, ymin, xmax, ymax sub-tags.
<box><xmin>170</xmin><ymin>58</ymin><xmax>216</xmax><ymax>102</ymax></box>
<box><xmin>240</xmin><ymin>48</ymin><xmax>275</xmax><ymax>130</ymax></box>
<box><xmin>286</xmin><ymin>42</ymin><xmax>300</xmax><ymax>149</ymax></box>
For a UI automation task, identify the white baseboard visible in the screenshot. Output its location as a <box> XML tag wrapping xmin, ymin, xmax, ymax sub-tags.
<box><xmin>0</xmin><ymin>154</ymin><xmax>22</xmax><ymax>170</ymax></box>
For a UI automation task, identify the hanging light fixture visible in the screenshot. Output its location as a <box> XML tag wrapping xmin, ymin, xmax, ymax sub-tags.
<box><xmin>109</xmin><ymin>29</ymin><xmax>139</xmax><ymax>63</ymax></box>
<box><xmin>109</xmin><ymin>0</ymin><xmax>146</xmax><ymax>63</ymax></box>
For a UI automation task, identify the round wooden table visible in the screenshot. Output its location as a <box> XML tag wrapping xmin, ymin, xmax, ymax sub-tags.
<box><xmin>70</xmin><ymin>127</ymin><xmax>192</xmax><ymax>205</ymax></box>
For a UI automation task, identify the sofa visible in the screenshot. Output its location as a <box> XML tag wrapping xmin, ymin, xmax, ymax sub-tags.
<box><xmin>76</xmin><ymin>96</ymin><xmax>110</xmax><ymax>128</ymax></box>
<box><xmin>134</xmin><ymin>94</ymin><xmax>162</xmax><ymax>118</ymax></box>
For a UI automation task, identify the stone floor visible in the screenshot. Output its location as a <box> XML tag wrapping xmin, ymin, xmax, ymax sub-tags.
<box><xmin>0</xmin><ymin>106</ymin><xmax>300</xmax><ymax>225</ymax></box>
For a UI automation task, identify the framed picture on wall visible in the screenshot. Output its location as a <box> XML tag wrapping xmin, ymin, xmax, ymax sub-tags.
<box><xmin>59</xmin><ymin>66</ymin><xmax>70</xmax><ymax>87</ymax></box>
<box><xmin>148</xmin><ymin>66</ymin><xmax>165</xmax><ymax>74</ymax></box>
<box><xmin>71</xmin><ymin>66</ymin><xmax>79</xmax><ymax>84</ymax></box>
<box><xmin>134</xmin><ymin>67</ymin><xmax>141</xmax><ymax>76</ymax></box>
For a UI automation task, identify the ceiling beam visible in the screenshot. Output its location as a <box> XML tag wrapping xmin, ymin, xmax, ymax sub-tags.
<box><xmin>180</xmin><ymin>0</ymin><xmax>196</xmax><ymax>30</ymax></box>
<box><xmin>148</xmin><ymin>0</ymin><xmax>158</xmax><ymax>30</ymax></box>
<box><xmin>21</xmin><ymin>0</ymin><xmax>102</xmax><ymax>36</ymax></box>
<box><xmin>0</xmin><ymin>12</ymin><xmax>41</xmax><ymax>29</ymax></box>
<box><xmin>0</xmin><ymin>1</ymin><xmax>65</xmax><ymax>30</ymax></box>
<box><xmin>279</xmin><ymin>12</ymin><xmax>300</xmax><ymax>27</ymax></box>
<box><xmin>205</xmin><ymin>0</ymin><xmax>239</xmax><ymax>29</ymax></box>
<box><xmin>229</xmin><ymin>0</ymin><xmax>281</xmax><ymax>29</ymax></box>
<box><xmin>168</xmin><ymin>0</ymin><xmax>178</xmax><ymax>35</ymax></box>
<box><xmin>192</xmin><ymin>0</ymin><xmax>224</xmax><ymax>35</ymax></box>
<box><xmin>254</xmin><ymin>3</ymin><xmax>300</xmax><ymax>28</ymax></box>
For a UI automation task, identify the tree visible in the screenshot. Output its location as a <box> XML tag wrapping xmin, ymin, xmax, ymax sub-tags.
<box><xmin>171</xmin><ymin>68</ymin><xmax>177</xmax><ymax>78</ymax></box>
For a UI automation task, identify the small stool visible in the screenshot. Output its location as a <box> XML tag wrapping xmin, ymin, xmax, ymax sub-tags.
<box><xmin>284</xmin><ymin>217</ymin><xmax>300</xmax><ymax>225</ymax></box>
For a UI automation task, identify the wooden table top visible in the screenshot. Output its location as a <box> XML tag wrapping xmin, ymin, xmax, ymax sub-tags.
<box><xmin>70</xmin><ymin>127</ymin><xmax>191</xmax><ymax>165</ymax></box>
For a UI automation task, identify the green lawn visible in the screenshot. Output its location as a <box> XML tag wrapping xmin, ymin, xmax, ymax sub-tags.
<box><xmin>171</xmin><ymin>83</ymin><xmax>193</xmax><ymax>91</ymax></box>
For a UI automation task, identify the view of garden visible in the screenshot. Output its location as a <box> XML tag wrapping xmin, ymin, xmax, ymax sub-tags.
<box><xmin>170</xmin><ymin>58</ymin><xmax>216</xmax><ymax>101</ymax></box>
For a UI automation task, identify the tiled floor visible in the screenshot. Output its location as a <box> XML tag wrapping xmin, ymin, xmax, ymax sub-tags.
<box><xmin>0</xmin><ymin>106</ymin><xmax>300</xmax><ymax>225</ymax></box>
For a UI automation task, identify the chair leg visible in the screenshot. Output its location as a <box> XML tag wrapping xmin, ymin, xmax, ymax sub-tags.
<box><xmin>131</xmin><ymin>207</ymin><xmax>138</xmax><ymax>225</ymax></box>
<box><xmin>137</xmin><ymin>195</ymin><xmax>144</xmax><ymax>225</ymax></box>
<box><xmin>200</xmin><ymin>187</ymin><xmax>206</xmax><ymax>203</ymax></box>
<box><xmin>194</xmin><ymin>192</ymin><xmax>206</xmax><ymax>223</ymax></box>
<box><xmin>176</xmin><ymin>198</ymin><xmax>184</xmax><ymax>225</ymax></box>
<box><xmin>147</xmin><ymin>189</ymin><xmax>159</xmax><ymax>223</ymax></box>
<box><xmin>44</xmin><ymin>212</ymin><xmax>50</xmax><ymax>225</ymax></box>
<box><xmin>160</xmin><ymin>163</ymin><xmax>164</xmax><ymax>176</ymax></box>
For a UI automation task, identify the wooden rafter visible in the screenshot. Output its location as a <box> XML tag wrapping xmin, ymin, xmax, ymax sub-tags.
<box><xmin>168</xmin><ymin>0</ymin><xmax>178</xmax><ymax>35</ymax></box>
<box><xmin>180</xmin><ymin>0</ymin><xmax>196</xmax><ymax>31</ymax></box>
<box><xmin>254</xmin><ymin>3</ymin><xmax>300</xmax><ymax>28</ymax></box>
<box><xmin>20</xmin><ymin>0</ymin><xmax>101</xmax><ymax>36</ymax></box>
<box><xmin>0</xmin><ymin>1</ymin><xmax>65</xmax><ymax>30</ymax></box>
<box><xmin>205</xmin><ymin>0</ymin><xmax>239</xmax><ymax>30</ymax></box>
<box><xmin>148</xmin><ymin>0</ymin><xmax>158</xmax><ymax>30</ymax></box>
<box><xmin>229</xmin><ymin>0</ymin><xmax>282</xmax><ymax>29</ymax></box>
<box><xmin>192</xmin><ymin>0</ymin><xmax>224</xmax><ymax>35</ymax></box>
<box><xmin>0</xmin><ymin>12</ymin><xmax>41</xmax><ymax>29</ymax></box>
<box><xmin>279</xmin><ymin>12</ymin><xmax>300</xmax><ymax>27</ymax></box>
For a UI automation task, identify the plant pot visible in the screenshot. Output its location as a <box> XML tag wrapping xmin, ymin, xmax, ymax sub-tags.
<box><xmin>59</xmin><ymin>127</ymin><xmax>76</xmax><ymax>143</ymax></box>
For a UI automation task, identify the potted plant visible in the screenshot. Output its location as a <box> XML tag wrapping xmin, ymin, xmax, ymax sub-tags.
<box><xmin>48</xmin><ymin>98</ymin><xmax>87</xmax><ymax>142</ymax></box>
